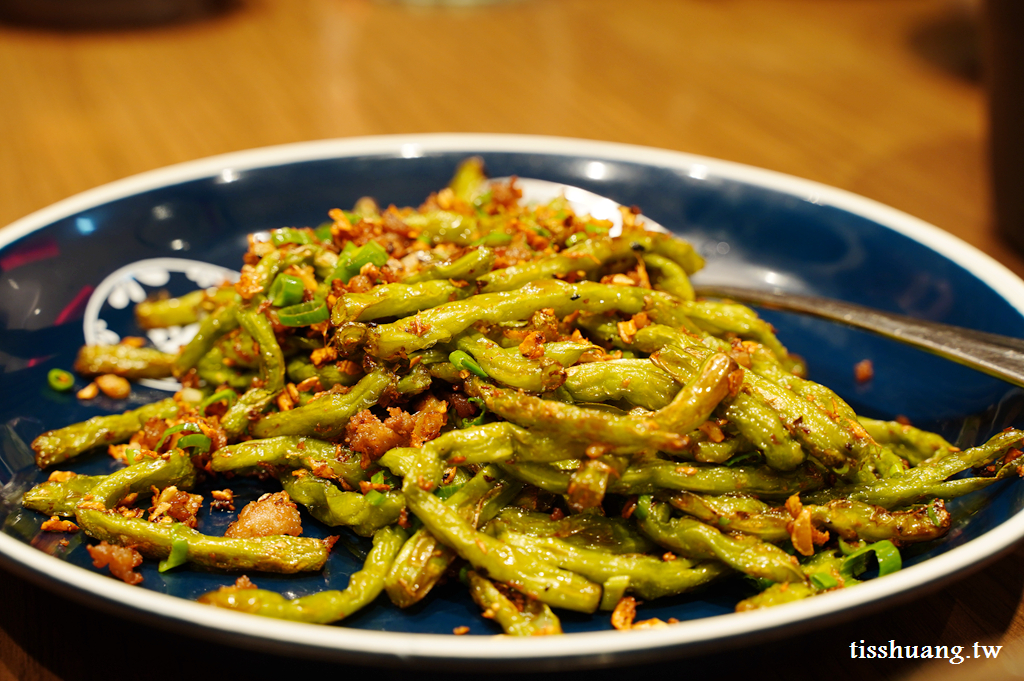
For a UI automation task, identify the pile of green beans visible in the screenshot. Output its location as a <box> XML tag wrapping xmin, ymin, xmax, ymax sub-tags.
<box><xmin>23</xmin><ymin>158</ymin><xmax>1024</xmax><ymax>634</ymax></box>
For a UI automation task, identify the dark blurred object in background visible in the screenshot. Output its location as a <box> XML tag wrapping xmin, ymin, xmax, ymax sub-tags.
<box><xmin>0</xmin><ymin>0</ymin><xmax>236</xmax><ymax>30</ymax></box>
<box><xmin>909</xmin><ymin>0</ymin><xmax>981</xmax><ymax>82</ymax></box>
<box><xmin>982</xmin><ymin>0</ymin><xmax>1024</xmax><ymax>254</ymax></box>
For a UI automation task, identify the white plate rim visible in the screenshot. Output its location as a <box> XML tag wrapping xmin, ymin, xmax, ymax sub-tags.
<box><xmin>2</xmin><ymin>132</ymin><xmax>1024</xmax><ymax>666</ymax></box>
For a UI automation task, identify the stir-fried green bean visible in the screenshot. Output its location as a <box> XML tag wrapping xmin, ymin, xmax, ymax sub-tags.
<box><xmin>74</xmin><ymin>345</ymin><xmax>176</xmax><ymax>379</ymax></box>
<box><xmin>31</xmin><ymin>398</ymin><xmax>180</xmax><ymax>468</ymax></box>
<box><xmin>199</xmin><ymin>526</ymin><xmax>405</xmax><ymax>622</ymax></box>
<box><xmin>77</xmin><ymin>509</ymin><xmax>332</xmax><ymax>573</ymax></box>
<box><xmin>22</xmin><ymin>159</ymin><xmax>1024</xmax><ymax>635</ymax></box>
<box><xmin>250</xmin><ymin>367</ymin><xmax>392</xmax><ymax>439</ymax></box>
<box><xmin>135</xmin><ymin>286</ymin><xmax>238</xmax><ymax>329</ymax></box>
<box><xmin>466</xmin><ymin>570</ymin><xmax>563</xmax><ymax>635</ymax></box>
<box><xmin>384</xmin><ymin>465</ymin><xmax>522</xmax><ymax>608</ymax></box>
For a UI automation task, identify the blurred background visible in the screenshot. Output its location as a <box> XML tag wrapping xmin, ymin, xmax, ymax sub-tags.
<box><xmin>0</xmin><ymin>0</ymin><xmax>1014</xmax><ymax>273</ymax></box>
<box><xmin>2</xmin><ymin>1</ymin><xmax>1024</xmax><ymax>680</ymax></box>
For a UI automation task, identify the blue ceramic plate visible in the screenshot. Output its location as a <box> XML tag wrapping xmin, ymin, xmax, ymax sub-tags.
<box><xmin>2</xmin><ymin>134</ymin><xmax>1024</xmax><ymax>669</ymax></box>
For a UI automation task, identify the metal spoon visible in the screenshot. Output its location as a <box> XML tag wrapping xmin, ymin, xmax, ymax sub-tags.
<box><xmin>503</xmin><ymin>176</ymin><xmax>1024</xmax><ymax>389</ymax></box>
<box><xmin>691</xmin><ymin>284</ymin><xmax>1024</xmax><ymax>390</ymax></box>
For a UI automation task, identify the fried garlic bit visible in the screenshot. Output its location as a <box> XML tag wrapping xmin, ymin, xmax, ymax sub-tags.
<box><xmin>784</xmin><ymin>494</ymin><xmax>829</xmax><ymax>557</ymax></box>
<box><xmin>225</xmin><ymin>491</ymin><xmax>303</xmax><ymax>539</ymax></box>
<box><xmin>96</xmin><ymin>374</ymin><xmax>131</xmax><ymax>399</ymax></box>
<box><xmin>87</xmin><ymin>541</ymin><xmax>143</xmax><ymax>585</ymax></box>
<box><xmin>77</xmin><ymin>382</ymin><xmax>99</xmax><ymax>400</ymax></box>
<box><xmin>610</xmin><ymin>596</ymin><xmax>675</xmax><ymax>631</ymax></box>
<box><xmin>854</xmin><ymin>359</ymin><xmax>874</xmax><ymax>383</ymax></box>
<box><xmin>41</xmin><ymin>516</ymin><xmax>79</xmax><ymax>533</ymax></box>
<box><xmin>210</xmin><ymin>488</ymin><xmax>236</xmax><ymax>512</ymax></box>
<box><xmin>148</xmin><ymin>485</ymin><xmax>204</xmax><ymax>528</ymax></box>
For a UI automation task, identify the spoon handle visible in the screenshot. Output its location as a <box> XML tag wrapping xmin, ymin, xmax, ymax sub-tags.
<box><xmin>693</xmin><ymin>284</ymin><xmax>1024</xmax><ymax>389</ymax></box>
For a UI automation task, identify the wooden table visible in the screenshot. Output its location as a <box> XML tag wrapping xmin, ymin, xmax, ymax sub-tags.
<box><xmin>2</xmin><ymin>1</ymin><xmax>1022</xmax><ymax>679</ymax></box>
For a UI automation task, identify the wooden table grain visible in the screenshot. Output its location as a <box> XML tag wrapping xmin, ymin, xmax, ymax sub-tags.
<box><xmin>2</xmin><ymin>1</ymin><xmax>1023</xmax><ymax>679</ymax></box>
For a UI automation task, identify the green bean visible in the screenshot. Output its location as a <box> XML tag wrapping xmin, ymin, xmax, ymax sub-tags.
<box><xmin>384</xmin><ymin>465</ymin><xmax>522</xmax><ymax>608</ymax></box>
<box><xmin>567</xmin><ymin>455</ymin><xmax>630</xmax><ymax>512</ymax></box>
<box><xmin>524</xmin><ymin>340</ymin><xmax>594</xmax><ymax>367</ymax></box>
<box><xmin>241</xmin><ymin>303</ymin><xmax>286</xmax><ymax>391</ymax></box>
<box><xmin>363</xmin><ymin>280</ymin><xmax>652</xmax><ymax>360</ymax></box>
<box><xmin>498</xmin><ymin>457</ymin><xmax>825</xmax><ymax>499</ymax></box>
<box><xmin>220</xmin><ymin>386</ymin><xmax>277</xmax><ymax>439</ymax></box>
<box><xmin>634</xmin><ymin>495</ymin><xmax>803</xmax><ymax>583</ymax></box>
<box><xmin>285</xmin><ymin>356</ymin><xmax>360</xmax><ymax>390</ymax></box>
<box><xmin>426</xmin><ymin>361</ymin><xmax>463</xmax><ymax>384</ymax></box>
<box><xmin>73</xmin><ymin>345</ymin><xmax>175</xmax><ymax>379</ymax></box>
<box><xmin>219</xmin><ymin>301</ymin><xmax>286</xmax><ymax>438</ymax></box>
<box><xmin>197</xmin><ymin>348</ymin><xmax>255</xmax><ymax>391</ymax></box>
<box><xmin>810</xmin><ymin>499</ymin><xmax>950</xmax><ymax>543</ymax></box>
<box><xmin>379</xmin><ymin>422</ymin><xmax>583</xmax><ymax>483</ymax></box>
<box><xmin>649</xmin><ymin>343</ymin><xmax>807</xmax><ymax>471</ymax></box>
<box><xmin>27</xmin><ymin>163</ymin><xmax>1024</xmax><ymax>628</ymax></box>
<box><xmin>173</xmin><ymin>302</ymin><xmax>240</xmax><ymax>377</ymax></box>
<box><xmin>135</xmin><ymin>286</ymin><xmax>238</xmax><ymax>329</ymax></box>
<box><xmin>857</xmin><ymin>417</ymin><xmax>958</xmax><ymax>466</ymax></box>
<box><xmin>237</xmin><ymin>249</ymin><xmax>284</xmax><ymax>301</ymax></box>
<box><xmin>390</xmin><ymin>439</ymin><xmax>601</xmax><ymax>613</ymax></box>
<box><xmin>629</xmin><ymin>326</ymin><xmax>807</xmax><ymax>469</ymax></box>
<box><xmin>22</xmin><ymin>475</ymin><xmax>104</xmax><ymax>517</ymax></box>
<box><xmin>401</xmin><ymin>478</ymin><xmax>602</xmax><ymax>613</ymax></box>
<box><xmin>404</xmin><ymin>247</ymin><xmax>496</xmax><ymax>284</ymax></box>
<box><xmin>466</xmin><ymin>570</ymin><xmax>563</xmax><ymax>635</ymax></box>
<box><xmin>279</xmin><ymin>472</ymin><xmax>403</xmax><ymax>537</ymax></box>
<box><xmin>212</xmin><ymin>436</ymin><xmax>369</xmax><ymax>488</ymax></box>
<box><xmin>87</xmin><ymin>449</ymin><xmax>196</xmax><ymax>509</ymax></box>
<box><xmin>664</xmin><ymin>492</ymin><xmax>950</xmax><ymax>544</ymax></box>
<box><xmin>455</xmin><ymin>332</ymin><xmax>567</xmax><ymax>392</ymax></box>
<box><xmin>197</xmin><ymin>526</ymin><xmax>405</xmax><ymax>623</ymax></box>
<box><xmin>735</xmin><ymin>550</ymin><xmax>848</xmax><ymax>611</ymax></box>
<box><xmin>448</xmin><ymin>156</ymin><xmax>487</xmax><ymax>202</ymax></box>
<box><xmin>331</xmin><ymin>280</ymin><xmax>465</xmax><ymax>325</ymax></box>
<box><xmin>664</xmin><ymin>492</ymin><xmax>790</xmax><ymax>542</ymax></box>
<box><xmin>930</xmin><ymin>474</ymin><xmax>1015</xmax><ymax>498</ymax></box>
<box><xmin>563</xmin><ymin>360</ymin><xmax>680</xmax><ymax>411</ymax></box>
<box><xmin>75</xmin><ymin>508</ymin><xmax>331</xmax><ymax>573</ymax></box>
<box><xmin>467</xmin><ymin>378</ymin><xmax>690</xmax><ymax>454</ymax></box>
<box><xmin>478</xmin><ymin>230</ymin><xmax>703</xmax><ymax>293</ymax></box>
<box><xmin>682</xmin><ymin>299</ymin><xmax>791</xmax><ymax>364</ymax></box>
<box><xmin>213</xmin><ymin>325</ymin><xmax>260</xmax><ymax>370</ymax></box>
<box><xmin>748</xmin><ymin>344</ymin><xmax>857</xmax><ymax>421</ymax></box>
<box><xmin>653</xmin><ymin>352</ymin><xmax>736</xmax><ymax>434</ymax></box>
<box><xmin>395</xmin><ymin>362</ymin><xmax>432</xmax><ymax>395</ymax></box>
<box><xmin>32</xmin><ymin>398</ymin><xmax>180</xmax><ymax>469</ymax></box>
<box><xmin>630</xmin><ymin>323</ymin><xmax>704</xmax><ymax>358</ymax></box>
<box><xmin>495</xmin><ymin>461</ymin><xmax>574</xmax><ymax>495</ymax></box>
<box><xmin>488</xmin><ymin>507</ymin><xmax>657</xmax><ymax>554</ymax></box>
<box><xmin>654</xmin><ymin>339</ymin><xmax>854</xmax><ymax>474</ymax></box>
<box><xmin>496</xmin><ymin>531</ymin><xmax>730</xmax><ymax>600</ymax></box>
<box><xmin>638</xmin><ymin>327</ymin><xmax>872</xmax><ymax>475</ymax></box>
<box><xmin>642</xmin><ymin>252</ymin><xmax>694</xmax><ymax>301</ymax></box>
<box><xmin>747</xmin><ymin>345</ymin><xmax>905</xmax><ymax>481</ymax></box>
<box><xmin>250</xmin><ymin>367</ymin><xmax>392</xmax><ymax>439</ymax></box>
<box><xmin>806</xmin><ymin>429</ymin><xmax>1024</xmax><ymax>508</ymax></box>
<box><xmin>404</xmin><ymin>211</ymin><xmax>479</xmax><ymax>246</ymax></box>
<box><xmin>723</xmin><ymin>388</ymin><xmax>810</xmax><ymax>472</ymax></box>
<box><xmin>613</xmin><ymin>459</ymin><xmax>825</xmax><ymax>498</ymax></box>
<box><xmin>657</xmin><ymin>336</ymin><xmax>870</xmax><ymax>476</ymax></box>
<box><xmin>690</xmin><ymin>433</ymin><xmax>747</xmax><ymax>464</ymax></box>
